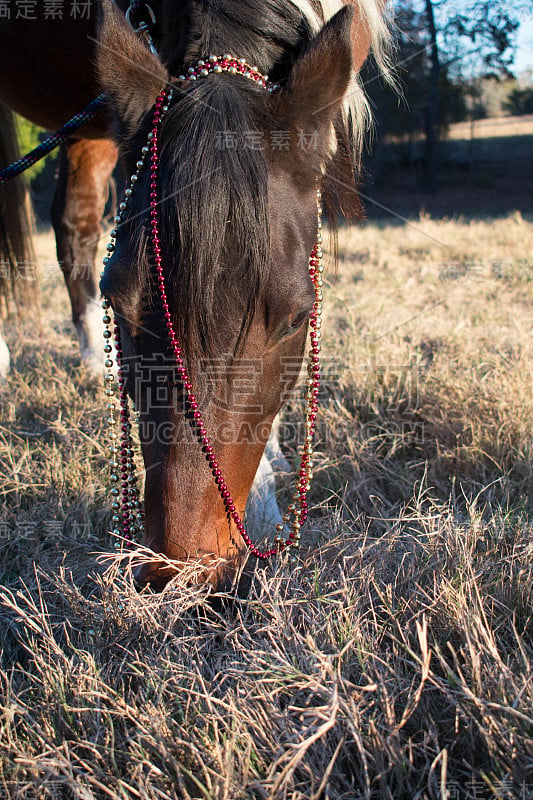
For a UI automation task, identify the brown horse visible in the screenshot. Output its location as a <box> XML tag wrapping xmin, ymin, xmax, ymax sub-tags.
<box><xmin>0</xmin><ymin>0</ymin><xmax>390</xmax><ymax>590</ymax></box>
<box><xmin>0</xmin><ymin>6</ymin><xmax>121</xmax><ymax>375</ymax></box>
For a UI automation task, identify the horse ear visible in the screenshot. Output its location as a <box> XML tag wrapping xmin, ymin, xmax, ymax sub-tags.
<box><xmin>351</xmin><ymin>2</ymin><xmax>375</xmax><ymax>72</ymax></box>
<box><xmin>97</xmin><ymin>0</ymin><xmax>169</xmax><ymax>133</ymax></box>
<box><xmin>271</xmin><ymin>5</ymin><xmax>355</xmax><ymax>168</ymax></box>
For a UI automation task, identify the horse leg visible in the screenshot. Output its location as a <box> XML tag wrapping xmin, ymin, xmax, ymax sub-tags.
<box><xmin>52</xmin><ymin>137</ymin><xmax>118</xmax><ymax>376</ymax></box>
<box><xmin>0</xmin><ymin>104</ymin><xmax>37</xmax><ymax>377</ymax></box>
<box><xmin>245</xmin><ymin>414</ymin><xmax>291</xmax><ymax>531</ymax></box>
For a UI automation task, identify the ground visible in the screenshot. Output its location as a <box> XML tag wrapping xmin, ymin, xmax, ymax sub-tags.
<box><xmin>0</xmin><ymin>202</ymin><xmax>531</xmax><ymax>797</ymax></box>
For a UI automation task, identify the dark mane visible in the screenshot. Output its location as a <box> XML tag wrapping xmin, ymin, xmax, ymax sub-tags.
<box><xmin>157</xmin><ymin>78</ymin><xmax>274</xmax><ymax>358</ymax></box>
<box><xmin>123</xmin><ymin>0</ymin><xmax>360</xmax><ymax>360</ymax></box>
<box><xmin>126</xmin><ymin>0</ymin><xmax>308</xmax><ymax>358</ymax></box>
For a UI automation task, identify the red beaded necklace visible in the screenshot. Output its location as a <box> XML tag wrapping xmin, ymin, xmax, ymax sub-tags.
<box><xmin>102</xmin><ymin>57</ymin><xmax>323</xmax><ymax>561</ymax></box>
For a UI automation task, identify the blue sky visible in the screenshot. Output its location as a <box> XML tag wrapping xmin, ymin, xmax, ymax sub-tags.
<box><xmin>514</xmin><ymin>16</ymin><xmax>533</xmax><ymax>73</ymax></box>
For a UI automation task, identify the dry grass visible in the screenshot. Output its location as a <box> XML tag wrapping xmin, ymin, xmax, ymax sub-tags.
<box><xmin>448</xmin><ymin>115</ymin><xmax>533</xmax><ymax>140</ymax></box>
<box><xmin>0</xmin><ymin>213</ymin><xmax>532</xmax><ymax>799</ymax></box>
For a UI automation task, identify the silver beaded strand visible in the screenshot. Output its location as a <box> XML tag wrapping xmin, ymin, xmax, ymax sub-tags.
<box><xmin>101</xmin><ymin>91</ymin><xmax>173</xmax><ymax>549</ymax></box>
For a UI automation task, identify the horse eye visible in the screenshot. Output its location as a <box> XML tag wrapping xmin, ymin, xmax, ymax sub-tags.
<box><xmin>290</xmin><ymin>310</ymin><xmax>310</xmax><ymax>329</ymax></box>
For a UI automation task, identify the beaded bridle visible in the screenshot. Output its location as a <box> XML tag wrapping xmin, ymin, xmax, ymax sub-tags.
<box><xmin>101</xmin><ymin>56</ymin><xmax>323</xmax><ymax>561</ymax></box>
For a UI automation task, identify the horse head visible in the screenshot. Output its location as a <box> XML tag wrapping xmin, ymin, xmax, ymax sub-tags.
<box><xmin>97</xmin><ymin>0</ymin><xmax>371</xmax><ymax>589</ymax></box>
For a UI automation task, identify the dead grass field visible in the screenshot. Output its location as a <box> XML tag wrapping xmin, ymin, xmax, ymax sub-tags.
<box><xmin>448</xmin><ymin>115</ymin><xmax>533</xmax><ymax>140</ymax></box>
<box><xmin>0</xmin><ymin>211</ymin><xmax>532</xmax><ymax>799</ymax></box>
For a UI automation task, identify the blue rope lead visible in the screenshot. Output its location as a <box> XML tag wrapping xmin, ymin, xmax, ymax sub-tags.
<box><xmin>0</xmin><ymin>93</ymin><xmax>108</xmax><ymax>187</ymax></box>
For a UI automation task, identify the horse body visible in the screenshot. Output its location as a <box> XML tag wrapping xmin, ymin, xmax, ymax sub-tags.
<box><xmin>0</xmin><ymin>11</ymin><xmax>120</xmax><ymax>373</ymax></box>
<box><xmin>0</xmin><ymin>15</ymin><xmax>104</xmax><ymax>133</ymax></box>
<box><xmin>0</xmin><ymin>0</ymin><xmax>390</xmax><ymax>590</ymax></box>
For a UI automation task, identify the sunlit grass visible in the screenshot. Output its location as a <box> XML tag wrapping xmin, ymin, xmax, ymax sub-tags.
<box><xmin>0</xmin><ymin>214</ymin><xmax>531</xmax><ymax>799</ymax></box>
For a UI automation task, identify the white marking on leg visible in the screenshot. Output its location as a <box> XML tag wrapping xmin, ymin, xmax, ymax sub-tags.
<box><xmin>246</xmin><ymin>450</ymin><xmax>283</xmax><ymax>532</ymax></box>
<box><xmin>245</xmin><ymin>414</ymin><xmax>288</xmax><ymax>532</ymax></box>
<box><xmin>76</xmin><ymin>299</ymin><xmax>104</xmax><ymax>378</ymax></box>
<box><xmin>264</xmin><ymin>413</ymin><xmax>291</xmax><ymax>473</ymax></box>
<box><xmin>0</xmin><ymin>332</ymin><xmax>10</xmax><ymax>379</ymax></box>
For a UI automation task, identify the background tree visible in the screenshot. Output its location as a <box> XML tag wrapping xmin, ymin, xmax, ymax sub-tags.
<box><xmin>505</xmin><ymin>86</ymin><xmax>533</xmax><ymax>115</ymax></box>
<box><xmin>424</xmin><ymin>0</ymin><xmax>522</xmax><ymax>188</ymax></box>
<box><xmin>364</xmin><ymin>0</ymin><xmax>525</xmax><ymax>190</ymax></box>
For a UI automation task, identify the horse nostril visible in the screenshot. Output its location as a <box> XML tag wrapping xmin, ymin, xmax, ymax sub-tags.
<box><xmin>132</xmin><ymin>564</ymin><xmax>147</xmax><ymax>592</ymax></box>
<box><xmin>133</xmin><ymin>560</ymin><xmax>176</xmax><ymax>592</ymax></box>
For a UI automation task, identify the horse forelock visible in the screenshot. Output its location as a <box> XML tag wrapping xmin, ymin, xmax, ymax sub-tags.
<box><xmin>123</xmin><ymin>0</ymin><xmax>392</xmax><ymax>363</ymax></box>
<box><xmin>130</xmin><ymin>0</ymin><xmax>307</xmax><ymax>364</ymax></box>
<box><xmin>157</xmin><ymin>79</ymin><xmax>272</xmax><ymax>363</ymax></box>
